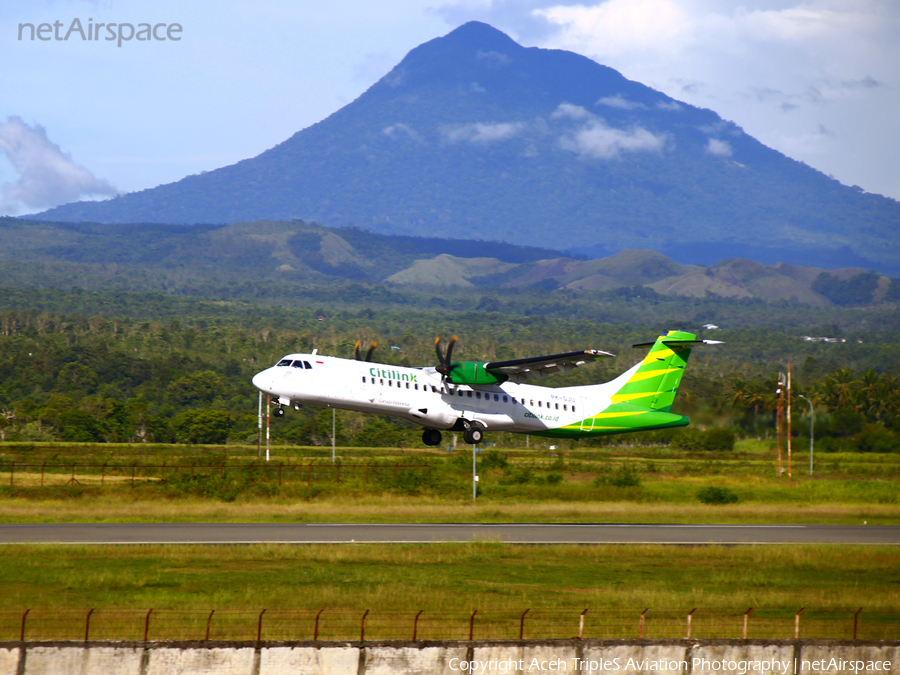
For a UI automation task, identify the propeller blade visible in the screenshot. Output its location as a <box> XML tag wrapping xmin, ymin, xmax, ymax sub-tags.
<box><xmin>445</xmin><ymin>335</ymin><xmax>458</xmax><ymax>366</ymax></box>
<box><xmin>434</xmin><ymin>336</ymin><xmax>445</xmax><ymax>368</ymax></box>
<box><xmin>354</xmin><ymin>341</ymin><xmax>362</xmax><ymax>361</ymax></box>
<box><xmin>365</xmin><ymin>342</ymin><xmax>378</xmax><ymax>362</ymax></box>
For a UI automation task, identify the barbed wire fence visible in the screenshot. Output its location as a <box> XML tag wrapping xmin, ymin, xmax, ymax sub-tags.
<box><xmin>1</xmin><ymin>608</ymin><xmax>895</xmax><ymax>642</ymax></box>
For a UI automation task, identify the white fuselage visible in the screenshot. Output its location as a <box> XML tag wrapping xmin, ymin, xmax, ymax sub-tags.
<box><xmin>251</xmin><ymin>353</ymin><xmax>639</xmax><ymax>435</ymax></box>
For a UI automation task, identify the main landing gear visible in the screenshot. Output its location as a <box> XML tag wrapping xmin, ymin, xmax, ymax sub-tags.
<box><xmin>273</xmin><ymin>406</ymin><xmax>285</xmax><ymax>418</ymax></box>
<box><xmin>422</xmin><ymin>424</ymin><xmax>484</xmax><ymax>446</ymax></box>
<box><xmin>422</xmin><ymin>429</ymin><xmax>442</xmax><ymax>446</ymax></box>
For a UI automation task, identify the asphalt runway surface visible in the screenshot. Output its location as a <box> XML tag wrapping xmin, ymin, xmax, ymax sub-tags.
<box><xmin>0</xmin><ymin>523</ymin><xmax>897</xmax><ymax>545</ymax></box>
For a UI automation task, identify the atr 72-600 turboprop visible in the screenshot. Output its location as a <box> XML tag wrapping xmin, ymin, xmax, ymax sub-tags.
<box><xmin>251</xmin><ymin>330</ymin><xmax>721</xmax><ymax>446</ymax></box>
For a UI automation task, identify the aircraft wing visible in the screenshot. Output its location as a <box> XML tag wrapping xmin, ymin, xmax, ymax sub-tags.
<box><xmin>484</xmin><ymin>349</ymin><xmax>614</xmax><ymax>380</ymax></box>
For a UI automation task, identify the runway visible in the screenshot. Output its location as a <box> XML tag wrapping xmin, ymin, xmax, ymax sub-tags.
<box><xmin>0</xmin><ymin>523</ymin><xmax>897</xmax><ymax>545</ymax></box>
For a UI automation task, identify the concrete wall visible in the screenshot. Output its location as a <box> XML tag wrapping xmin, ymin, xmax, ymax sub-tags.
<box><xmin>2</xmin><ymin>640</ymin><xmax>897</xmax><ymax>675</ymax></box>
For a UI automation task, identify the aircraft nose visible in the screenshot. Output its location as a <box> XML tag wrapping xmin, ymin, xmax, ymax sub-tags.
<box><xmin>251</xmin><ymin>370</ymin><xmax>272</xmax><ymax>393</ymax></box>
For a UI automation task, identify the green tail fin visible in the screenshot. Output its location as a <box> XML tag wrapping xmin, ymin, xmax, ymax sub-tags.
<box><xmin>611</xmin><ymin>330</ymin><xmax>703</xmax><ymax>412</ymax></box>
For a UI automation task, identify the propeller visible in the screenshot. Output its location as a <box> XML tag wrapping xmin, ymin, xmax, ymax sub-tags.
<box><xmin>354</xmin><ymin>340</ymin><xmax>378</xmax><ymax>362</ymax></box>
<box><xmin>434</xmin><ymin>335</ymin><xmax>458</xmax><ymax>378</ymax></box>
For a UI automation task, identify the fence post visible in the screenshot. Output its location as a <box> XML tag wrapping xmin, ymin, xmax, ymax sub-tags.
<box><xmin>20</xmin><ymin>609</ymin><xmax>30</xmax><ymax>642</ymax></box>
<box><xmin>84</xmin><ymin>608</ymin><xmax>94</xmax><ymax>642</ymax></box>
<box><xmin>206</xmin><ymin>610</ymin><xmax>215</xmax><ymax>641</ymax></box>
<box><xmin>469</xmin><ymin>610</ymin><xmax>477</xmax><ymax>641</ymax></box>
<box><xmin>257</xmin><ymin>609</ymin><xmax>266</xmax><ymax>642</ymax></box>
<box><xmin>686</xmin><ymin>608</ymin><xmax>697</xmax><ymax>639</ymax></box>
<box><xmin>160</xmin><ymin>462</ymin><xmax>166</xmax><ymax>484</ymax></box>
<box><xmin>314</xmin><ymin>609</ymin><xmax>324</xmax><ymax>641</ymax></box>
<box><xmin>360</xmin><ymin>609</ymin><xmax>369</xmax><ymax>641</ymax></box>
<box><xmin>144</xmin><ymin>609</ymin><xmax>153</xmax><ymax>642</ymax></box>
<box><xmin>639</xmin><ymin>608</ymin><xmax>649</xmax><ymax>639</ymax></box>
<box><xmin>743</xmin><ymin>607</ymin><xmax>754</xmax><ymax>640</ymax></box>
<box><xmin>131</xmin><ymin>464</ymin><xmax>136</xmax><ymax>488</ymax></box>
<box><xmin>41</xmin><ymin>462</ymin><xmax>45</xmax><ymax>487</ymax></box>
<box><xmin>854</xmin><ymin>608</ymin><xmax>862</xmax><ymax>640</ymax></box>
<box><xmin>413</xmin><ymin>610</ymin><xmax>424</xmax><ymax>641</ymax></box>
<box><xmin>794</xmin><ymin>608</ymin><xmax>805</xmax><ymax>639</ymax></box>
<box><xmin>578</xmin><ymin>608</ymin><xmax>588</xmax><ymax>640</ymax></box>
<box><xmin>519</xmin><ymin>609</ymin><xmax>530</xmax><ymax>640</ymax></box>
<box><xmin>101</xmin><ymin>462</ymin><xmax>107</xmax><ymax>486</ymax></box>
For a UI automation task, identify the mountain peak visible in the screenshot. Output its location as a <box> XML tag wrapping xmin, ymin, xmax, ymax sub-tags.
<box><xmin>31</xmin><ymin>22</ymin><xmax>900</xmax><ymax>274</ymax></box>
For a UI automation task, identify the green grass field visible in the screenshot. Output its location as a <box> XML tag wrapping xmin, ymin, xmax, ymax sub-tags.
<box><xmin>1</xmin><ymin>543</ymin><xmax>898</xmax><ymax>641</ymax></box>
<box><xmin>2</xmin><ymin>440</ymin><xmax>897</xmax><ymax>642</ymax></box>
<box><xmin>0</xmin><ymin>440</ymin><xmax>897</xmax><ymax>524</ymax></box>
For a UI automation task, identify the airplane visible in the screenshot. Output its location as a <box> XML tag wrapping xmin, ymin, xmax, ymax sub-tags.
<box><xmin>250</xmin><ymin>330</ymin><xmax>722</xmax><ymax>446</ymax></box>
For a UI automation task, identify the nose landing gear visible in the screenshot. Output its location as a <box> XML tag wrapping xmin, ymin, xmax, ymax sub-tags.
<box><xmin>463</xmin><ymin>422</ymin><xmax>484</xmax><ymax>445</ymax></box>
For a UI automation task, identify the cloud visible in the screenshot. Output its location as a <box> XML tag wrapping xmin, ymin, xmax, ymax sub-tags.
<box><xmin>706</xmin><ymin>138</ymin><xmax>732</xmax><ymax>156</ymax></box>
<box><xmin>442</xmin><ymin>121</ymin><xmax>526</xmax><ymax>143</ymax></box>
<box><xmin>597</xmin><ymin>94</ymin><xmax>646</xmax><ymax>110</ymax></box>
<box><xmin>0</xmin><ymin>117</ymin><xmax>117</xmax><ymax>214</ymax></box>
<box><xmin>550</xmin><ymin>103</ymin><xmax>667</xmax><ymax>158</ymax></box>
<box><xmin>560</xmin><ymin>122</ymin><xmax>667</xmax><ymax>158</ymax></box>
<box><xmin>476</xmin><ymin>49</ymin><xmax>512</xmax><ymax>67</ymax></box>
<box><xmin>383</xmin><ymin>123</ymin><xmax>426</xmax><ymax>143</ymax></box>
<box><xmin>550</xmin><ymin>103</ymin><xmax>594</xmax><ymax>121</ymax></box>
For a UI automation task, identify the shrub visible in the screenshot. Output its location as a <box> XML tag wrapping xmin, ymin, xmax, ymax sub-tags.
<box><xmin>697</xmin><ymin>486</ymin><xmax>739</xmax><ymax>505</ymax></box>
<box><xmin>671</xmin><ymin>427</ymin><xmax>736</xmax><ymax>452</ymax></box>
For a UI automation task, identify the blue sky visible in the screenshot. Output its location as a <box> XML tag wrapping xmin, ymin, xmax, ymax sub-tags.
<box><xmin>2</xmin><ymin>0</ymin><xmax>898</xmax><ymax>215</ymax></box>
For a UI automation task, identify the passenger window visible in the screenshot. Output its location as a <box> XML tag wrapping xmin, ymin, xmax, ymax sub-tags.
<box><xmin>555</xmin><ymin>403</ymin><xmax>559</xmax><ymax>410</ymax></box>
<box><xmin>362</xmin><ymin>377</ymin><xmax>366</xmax><ymax>383</ymax></box>
<box><xmin>380</xmin><ymin>379</ymin><xmax>384</xmax><ymax>385</ymax></box>
<box><xmin>573</xmin><ymin>406</ymin><xmax>576</xmax><ymax>413</ymax></box>
<box><xmin>467</xmin><ymin>391</ymin><xmax>472</xmax><ymax>398</ymax></box>
<box><xmin>476</xmin><ymin>392</ymin><xmax>481</xmax><ymax>399</ymax></box>
<box><xmin>529</xmin><ymin>400</ymin><xmax>533</xmax><ymax>406</ymax></box>
<box><xmin>564</xmin><ymin>404</ymin><xmax>567</xmax><ymax>411</ymax></box>
<box><xmin>458</xmin><ymin>390</ymin><xmax>463</xmax><ymax>397</ymax></box>
<box><xmin>503</xmin><ymin>396</ymin><xmax>508</xmax><ymax>403</ymax></box>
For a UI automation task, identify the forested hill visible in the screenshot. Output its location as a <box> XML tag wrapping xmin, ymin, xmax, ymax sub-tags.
<box><xmin>1</xmin><ymin>216</ymin><xmax>898</xmax><ymax>308</ymax></box>
<box><xmin>32</xmin><ymin>22</ymin><xmax>900</xmax><ymax>275</ymax></box>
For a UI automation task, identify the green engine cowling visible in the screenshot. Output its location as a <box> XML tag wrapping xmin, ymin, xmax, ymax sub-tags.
<box><xmin>445</xmin><ymin>361</ymin><xmax>508</xmax><ymax>385</ymax></box>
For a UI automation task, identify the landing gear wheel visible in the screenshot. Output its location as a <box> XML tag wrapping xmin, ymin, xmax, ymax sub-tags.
<box><xmin>422</xmin><ymin>429</ymin><xmax>442</xmax><ymax>446</ymax></box>
<box><xmin>463</xmin><ymin>424</ymin><xmax>484</xmax><ymax>445</ymax></box>
<box><xmin>273</xmin><ymin>407</ymin><xmax>285</xmax><ymax>418</ymax></box>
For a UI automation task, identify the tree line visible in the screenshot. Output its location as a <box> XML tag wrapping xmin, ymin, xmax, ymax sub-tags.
<box><xmin>0</xmin><ymin>308</ymin><xmax>897</xmax><ymax>451</ymax></box>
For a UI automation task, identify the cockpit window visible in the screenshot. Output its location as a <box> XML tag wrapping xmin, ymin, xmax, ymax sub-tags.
<box><xmin>291</xmin><ymin>361</ymin><xmax>304</xmax><ymax>368</ymax></box>
<box><xmin>277</xmin><ymin>359</ymin><xmax>292</xmax><ymax>367</ymax></box>
<box><xmin>304</xmin><ymin>361</ymin><xmax>313</xmax><ymax>369</ymax></box>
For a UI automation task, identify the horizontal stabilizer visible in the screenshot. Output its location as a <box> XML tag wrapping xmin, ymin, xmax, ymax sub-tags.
<box><xmin>633</xmin><ymin>338</ymin><xmax>724</xmax><ymax>348</ymax></box>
